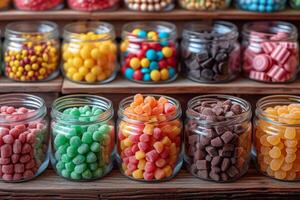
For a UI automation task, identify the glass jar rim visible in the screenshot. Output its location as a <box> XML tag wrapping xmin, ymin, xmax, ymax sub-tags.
<box><xmin>186</xmin><ymin>94</ymin><xmax>252</xmax><ymax>126</ymax></box>
<box><xmin>63</xmin><ymin>21</ymin><xmax>115</xmax><ymax>42</ymax></box>
<box><xmin>118</xmin><ymin>94</ymin><xmax>182</xmax><ymax>124</ymax></box>
<box><xmin>242</xmin><ymin>21</ymin><xmax>298</xmax><ymax>41</ymax></box>
<box><xmin>51</xmin><ymin>94</ymin><xmax>114</xmax><ymax>125</ymax></box>
<box><xmin>5</xmin><ymin>21</ymin><xmax>59</xmax><ymax>42</ymax></box>
<box><xmin>256</xmin><ymin>95</ymin><xmax>300</xmax><ymax>126</ymax></box>
<box><xmin>0</xmin><ymin>93</ymin><xmax>46</xmax><ymax>124</ymax></box>
<box><xmin>121</xmin><ymin>21</ymin><xmax>177</xmax><ymax>42</ymax></box>
<box><xmin>182</xmin><ymin>21</ymin><xmax>239</xmax><ymax>43</ymax></box>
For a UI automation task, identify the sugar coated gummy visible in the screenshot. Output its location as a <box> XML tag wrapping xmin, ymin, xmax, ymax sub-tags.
<box><xmin>52</xmin><ymin>105</ymin><xmax>114</xmax><ymax>181</ymax></box>
<box><xmin>256</xmin><ymin>103</ymin><xmax>300</xmax><ymax>181</ymax></box>
<box><xmin>118</xmin><ymin>94</ymin><xmax>182</xmax><ymax>181</ymax></box>
<box><xmin>0</xmin><ymin>106</ymin><xmax>48</xmax><ymax>182</ymax></box>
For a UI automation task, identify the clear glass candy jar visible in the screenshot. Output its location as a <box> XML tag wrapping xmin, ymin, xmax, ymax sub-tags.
<box><xmin>0</xmin><ymin>94</ymin><xmax>49</xmax><ymax>182</ymax></box>
<box><xmin>182</xmin><ymin>21</ymin><xmax>241</xmax><ymax>83</ymax></box>
<box><xmin>179</xmin><ymin>0</ymin><xmax>231</xmax><ymax>11</ymax></box>
<box><xmin>68</xmin><ymin>0</ymin><xmax>119</xmax><ymax>11</ymax></box>
<box><xmin>255</xmin><ymin>95</ymin><xmax>300</xmax><ymax>181</ymax></box>
<box><xmin>185</xmin><ymin>95</ymin><xmax>252</xmax><ymax>182</ymax></box>
<box><xmin>14</xmin><ymin>0</ymin><xmax>63</xmax><ymax>11</ymax></box>
<box><xmin>125</xmin><ymin>0</ymin><xmax>174</xmax><ymax>11</ymax></box>
<box><xmin>236</xmin><ymin>0</ymin><xmax>287</xmax><ymax>12</ymax></box>
<box><xmin>51</xmin><ymin>95</ymin><xmax>115</xmax><ymax>181</ymax></box>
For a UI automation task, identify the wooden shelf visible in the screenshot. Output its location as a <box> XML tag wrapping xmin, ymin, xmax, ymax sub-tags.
<box><xmin>62</xmin><ymin>77</ymin><xmax>300</xmax><ymax>95</ymax></box>
<box><xmin>0</xmin><ymin>77</ymin><xmax>63</xmax><ymax>93</ymax></box>
<box><xmin>0</xmin><ymin>9</ymin><xmax>300</xmax><ymax>21</ymax></box>
<box><xmin>0</xmin><ymin>169</ymin><xmax>299</xmax><ymax>199</ymax></box>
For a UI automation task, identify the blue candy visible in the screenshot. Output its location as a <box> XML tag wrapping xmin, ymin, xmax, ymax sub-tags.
<box><xmin>143</xmin><ymin>74</ymin><xmax>151</xmax><ymax>82</ymax></box>
<box><xmin>237</xmin><ymin>0</ymin><xmax>286</xmax><ymax>12</ymax></box>
<box><xmin>149</xmin><ymin>61</ymin><xmax>159</xmax><ymax>70</ymax></box>
<box><xmin>159</xmin><ymin>31</ymin><xmax>170</xmax><ymax>39</ymax></box>
<box><xmin>138</xmin><ymin>30</ymin><xmax>147</xmax><ymax>38</ymax></box>
<box><xmin>141</xmin><ymin>68</ymin><xmax>150</xmax><ymax>74</ymax></box>
<box><xmin>168</xmin><ymin>68</ymin><xmax>176</xmax><ymax>78</ymax></box>
<box><xmin>156</xmin><ymin>51</ymin><xmax>164</xmax><ymax>60</ymax></box>
<box><xmin>146</xmin><ymin>49</ymin><xmax>157</xmax><ymax>61</ymax></box>
<box><xmin>125</xmin><ymin>68</ymin><xmax>134</xmax><ymax>80</ymax></box>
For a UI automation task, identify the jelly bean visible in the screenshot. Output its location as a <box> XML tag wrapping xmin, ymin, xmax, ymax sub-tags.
<box><xmin>118</xmin><ymin>94</ymin><xmax>182</xmax><ymax>181</ymax></box>
<box><xmin>14</xmin><ymin>0</ymin><xmax>63</xmax><ymax>11</ymax></box>
<box><xmin>68</xmin><ymin>0</ymin><xmax>119</xmax><ymax>11</ymax></box>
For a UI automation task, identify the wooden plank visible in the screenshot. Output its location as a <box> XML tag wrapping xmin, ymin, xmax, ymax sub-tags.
<box><xmin>0</xmin><ymin>77</ymin><xmax>63</xmax><ymax>93</ymax></box>
<box><xmin>0</xmin><ymin>169</ymin><xmax>299</xmax><ymax>199</ymax></box>
<box><xmin>62</xmin><ymin>76</ymin><xmax>300</xmax><ymax>95</ymax></box>
<box><xmin>0</xmin><ymin>9</ymin><xmax>300</xmax><ymax>21</ymax></box>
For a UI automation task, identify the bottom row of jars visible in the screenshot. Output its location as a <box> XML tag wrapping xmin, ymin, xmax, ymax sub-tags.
<box><xmin>0</xmin><ymin>93</ymin><xmax>299</xmax><ymax>183</ymax></box>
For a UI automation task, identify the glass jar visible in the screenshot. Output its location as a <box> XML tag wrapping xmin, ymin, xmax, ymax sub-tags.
<box><xmin>255</xmin><ymin>95</ymin><xmax>300</xmax><ymax>181</ymax></box>
<box><xmin>0</xmin><ymin>0</ymin><xmax>10</xmax><ymax>10</ymax></box>
<box><xmin>121</xmin><ymin>22</ymin><xmax>178</xmax><ymax>83</ymax></box>
<box><xmin>185</xmin><ymin>95</ymin><xmax>252</xmax><ymax>182</ymax></box>
<box><xmin>68</xmin><ymin>0</ymin><xmax>119</xmax><ymax>11</ymax></box>
<box><xmin>3</xmin><ymin>21</ymin><xmax>60</xmax><ymax>82</ymax></box>
<box><xmin>14</xmin><ymin>0</ymin><xmax>63</xmax><ymax>11</ymax></box>
<box><xmin>182</xmin><ymin>21</ymin><xmax>241</xmax><ymax>83</ymax></box>
<box><xmin>179</xmin><ymin>0</ymin><xmax>231</xmax><ymax>11</ymax></box>
<box><xmin>51</xmin><ymin>95</ymin><xmax>115</xmax><ymax>181</ymax></box>
<box><xmin>242</xmin><ymin>21</ymin><xmax>299</xmax><ymax>83</ymax></box>
<box><xmin>290</xmin><ymin>0</ymin><xmax>300</xmax><ymax>9</ymax></box>
<box><xmin>236</xmin><ymin>0</ymin><xmax>287</xmax><ymax>12</ymax></box>
<box><xmin>0</xmin><ymin>94</ymin><xmax>49</xmax><ymax>182</ymax></box>
<box><xmin>117</xmin><ymin>94</ymin><xmax>183</xmax><ymax>182</ymax></box>
<box><xmin>62</xmin><ymin>22</ymin><xmax>117</xmax><ymax>84</ymax></box>
<box><xmin>125</xmin><ymin>0</ymin><xmax>174</xmax><ymax>11</ymax></box>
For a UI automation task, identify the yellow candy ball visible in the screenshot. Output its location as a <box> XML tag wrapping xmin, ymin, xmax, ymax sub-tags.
<box><xmin>160</xmin><ymin>68</ymin><xmax>169</xmax><ymax>80</ymax></box>
<box><xmin>85</xmin><ymin>73</ymin><xmax>97</xmax><ymax>83</ymax></box>
<box><xmin>72</xmin><ymin>73</ymin><xmax>83</xmax><ymax>81</ymax></box>
<box><xmin>91</xmin><ymin>48</ymin><xmax>100</xmax><ymax>59</ymax></box>
<box><xmin>130</xmin><ymin>58</ymin><xmax>141</xmax><ymax>70</ymax></box>
<box><xmin>73</xmin><ymin>57</ymin><xmax>83</xmax><ymax>68</ymax></box>
<box><xmin>141</xmin><ymin>58</ymin><xmax>150</xmax><ymax>68</ymax></box>
<box><xmin>78</xmin><ymin>67</ymin><xmax>89</xmax><ymax>76</ymax></box>
<box><xmin>150</xmin><ymin>70</ymin><xmax>161</xmax><ymax>82</ymax></box>
<box><xmin>67</xmin><ymin>67</ymin><xmax>77</xmax><ymax>75</ymax></box>
<box><xmin>91</xmin><ymin>67</ymin><xmax>102</xmax><ymax>76</ymax></box>
<box><xmin>147</xmin><ymin>31</ymin><xmax>157</xmax><ymax>39</ymax></box>
<box><xmin>132</xmin><ymin>29</ymin><xmax>141</xmax><ymax>35</ymax></box>
<box><xmin>162</xmin><ymin>47</ymin><xmax>173</xmax><ymax>58</ymax></box>
<box><xmin>84</xmin><ymin>59</ymin><xmax>95</xmax><ymax>68</ymax></box>
<box><xmin>80</xmin><ymin>46</ymin><xmax>91</xmax><ymax>59</ymax></box>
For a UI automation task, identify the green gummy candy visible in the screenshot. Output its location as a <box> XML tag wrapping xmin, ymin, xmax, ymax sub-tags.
<box><xmin>92</xmin><ymin>131</ymin><xmax>102</xmax><ymax>141</ymax></box>
<box><xmin>70</xmin><ymin>108</ymin><xmax>81</xmax><ymax>117</ymax></box>
<box><xmin>86</xmin><ymin>152</ymin><xmax>97</xmax><ymax>163</ymax></box>
<box><xmin>93</xmin><ymin>108</ymin><xmax>103</xmax><ymax>115</ymax></box>
<box><xmin>78</xmin><ymin>143</ymin><xmax>89</xmax><ymax>154</ymax></box>
<box><xmin>57</xmin><ymin>143</ymin><xmax>68</xmax><ymax>154</ymax></box>
<box><xmin>93</xmin><ymin>168</ymin><xmax>103</xmax><ymax>178</ymax></box>
<box><xmin>90</xmin><ymin>142</ymin><xmax>100</xmax><ymax>152</ymax></box>
<box><xmin>79</xmin><ymin>117</ymin><xmax>90</xmax><ymax>123</ymax></box>
<box><xmin>70</xmin><ymin>171</ymin><xmax>81</xmax><ymax>180</ymax></box>
<box><xmin>82</xmin><ymin>169</ymin><xmax>93</xmax><ymax>179</ymax></box>
<box><xmin>65</xmin><ymin>162</ymin><xmax>75</xmax><ymax>172</ymax></box>
<box><xmin>54</xmin><ymin>134</ymin><xmax>68</xmax><ymax>147</ymax></box>
<box><xmin>56</xmin><ymin>161</ymin><xmax>65</xmax><ymax>171</ymax></box>
<box><xmin>61</xmin><ymin>154</ymin><xmax>72</xmax><ymax>163</ymax></box>
<box><xmin>73</xmin><ymin>154</ymin><xmax>86</xmax><ymax>165</ymax></box>
<box><xmin>70</xmin><ymin>136</ymin><xmax>81</xmax><ymax>147</ymax></box>
<box><xmin>87</xmin><ymin>125</ymin><xmax>99</xmax><ymax>133</ymax></box>
<box><xmin>61</xmin><ymin>169</ymin><xmax>70</xmax><ymax>178</ymax></box>
<box><xmin>66</xmin><ymin>129</ymin><xmax>77</xmax><ymax>139</ymax></box>
<box><xmin>74</xmin><ymin>163</ymin><xmax>87</xmax><ymax>174</ymax></box>
<box><xmin>71</xmin><ymin>125</ymin><xmax>83</xmax><ymax>135</ymax></box>
<box><xmin>88</xmin><ymin>162</ymin><xmax>98</xmax><ymax>171</ymax></box>
<box><xmin>82</xmin><ymin>132</ymin><xmax>93</xmax><ymax>144</ymax></box>
<box><xmin>98</xmin><ymin>124</ymin><xmax>110</xmax><ymax>135</ymax></box>
<box><xmin>67</xmin><ymin>146</ymin><xmax>77</xmax><ymax>158</ymax></box>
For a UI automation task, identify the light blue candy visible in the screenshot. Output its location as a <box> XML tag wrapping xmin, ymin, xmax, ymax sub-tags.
<box><xmin>125</xmin><ymin>68</ymin><xmax>134</xmax><ymax>80</ymax></box>
<box><xmin>138</xmin><ymin>30</ymin><xmax>147</xmax><ymax>38</ymax></box>
<box><xmin>143</xmin><ymin>74</ymin><xmax>151</xmax><ymax>82</ymax></box>
<box><xmin>156</xmin><ymin>51</ymin><xmax>164</xmax><ymax>60</ymax></box>
<box><xmin>149</xmin><ymin>61</ymin><xmax>159</xmax><ymax>70</ymax></box>
<box><xmin>141</xmin><ymin>68</ymin><xmax>150</xmax><ymax>74</ymax></box>
<box><xmin>159</xmin><ymin>31</ymin><xmax>170</xmax><ymax>39</ymax></box>
<box><xmin>169</xmin><ymin>68</ymin><xmax>176</xmax><ymax>78</ymax></box>
<box><xmin>146</xmin><ymin>49</ymin><xmax>156</xmax><ymax>60</ymax></box>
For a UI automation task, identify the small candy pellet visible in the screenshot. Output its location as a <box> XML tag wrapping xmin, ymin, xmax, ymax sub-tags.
<box><xmin>290</xmin><ymin>0</ymin><xmax>300</xmax><ymax>9</ymax></box>
<box><xmin>118</xmin><ymin>94</ymin><xmax>182</xmax><ymax>181</ymax></box>
<box><xmin>121</xmin><ymin>22</ymin><xmax>178</xmax><ymax>83</ymax></box>
<box><xmin>255</xmin><ymin>103</ymin><xmax>300</xmax><ymax>181</ymax></box>
<box><xmin>14</xmin><ymin>0</ymin><xmax>63</xmax><ymax>11</ymax></box>
<box><xmin>179</xmin><ymin>0</ymin><xmax>231</xmax><ymax>11</ymax></box>
<box><xmin>236</xmin><ymin>0</ymin><xmax>287</xmax><ymax>12</ymax></box>
<box><xmin>52</xmin><ymin>105</ymin><xmax>114</xmax><ymax>181</ymax></box>
<box><xmin>68</xmin><ymin>0</ymin><xmax>119</xmax><ymax>11</ymax></box>
<box><xmin>0</xmin><ymin>106</ymin><xmax>48</xmax><ymax>182</ymax></box>
<box><xmin>63</xmin><ymin>28</ymin><xmax>117</xmax><ymax>83</ymax></box>
<box><xmin>125</xmin><ymin>0</ymin><xmax>174</xmax><ymax>11</ymax></box>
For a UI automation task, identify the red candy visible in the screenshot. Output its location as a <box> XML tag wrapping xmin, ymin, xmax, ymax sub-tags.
<box><xmin>14</xmin><ymin>0</ymin><xmax>63</xmax><ymax>11</ymax></box>
<box><xmin>68</xmin><ymin>0</ymin><xmax>119</xmax><ymax>11</ymax></box>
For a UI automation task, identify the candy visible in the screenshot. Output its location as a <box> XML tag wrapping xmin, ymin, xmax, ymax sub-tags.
<box><xmin>255</xmin><ymin>97</ymin><xmax>300</xmax><ymax>181</ymax></box>
<box><xmin>125</xmin><ymin>0</ymin><xmax>174</xmax><ymax>11</ymax></box>
<box><xmin>14</xmin><ymin>0</ymin><xmax>63</xmax><ymax>10</ymax></box>
<box><xmin>51</xmin><ymin>96</ymin><xmax>114</xmax><ymax>181</ymax></box>
<box><xmin>0</xmin><ymin>105</ymin><xmax>48</xmax><ymax>182</ymax></box>
<box><xmin>118</xmin><ymin>94</ymin><xmax>182</xmax><ymax>181</ymax></box>
<box><xmin>182</xmin><ymin>21</ymin><xmax>240</xmax><ymax>83</ymax></box>
<box><xmin>186</xmin><ymin>96</ymin><xmax>252</xmax><ymax>182</ymax></box>
<box><xmin>290</xmin><ymin>0</ymin><xmax>300</xmax><ymax>9</ymax></box>
<box><xmin>179</xmin><ymin>0</ymin><xmax>230</xmax><ymax>11</ymax></box>
<box><xmin>121</xmin><ymin>22</ymin><xmax>178</xmax><ymax>83</ymax></box>
<box><xmin>68</xmin><ymin>0</ymin><xmax>119</xmax><ymax>11</ymax></box>
<box><xmin>63</xmin><ymin>22</ymin><xmax>117</xmax><ymax>84</ymax></box>
<box><xmin>4</xmin><ymin>21</ymin><xmax>59</xmax><ymax>82</ymax></box>
<box><xmin>242</xmin><ymin>22</ymin><xmax>299</xmax><ymax>83</ymax></box>
<box><xmin>236</xmin><ymin>0</ymin><xmax>286</xmax><ymax>12</ymax></box>
<box><xmin>0</xmin><ymin>0</ymin><xmax>10</xmax><ymax>10</ymax></box>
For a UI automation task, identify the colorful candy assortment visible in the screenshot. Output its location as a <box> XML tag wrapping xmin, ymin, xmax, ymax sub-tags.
<box><xmin>0</xmin><ymin>95</ymin><xmax>48</xmax><ymax>182</ymax></box>
<box><xmin>125</xmin><ymin>0</ymin><xmax>174</xmax><ymax>11</ymax></box>
<box><xmin>4</xmin><ymin>21</ymin><xmax>59</xmax><ymax>82</ymax></box>
<box><xmin>118</xmin><ymin>94</ymin><xmax>182</xmax><ymax>181</ymax></box>
<box><xmin>182</xmin><ymin>21</ymin><xmax>241</xmax><ymax>83</ymax></box>
<box><xmin>242</xmin><ymin>22</ymin><xmax>299</xmax><ymax>83</ymax></box>
<box><xmin>255</xmin><ymin>98</ymin><xmax>300</xmax><ymax>181</ymax></box>
<box><xmin>186</xmin><ymin>96</ymin><xmax>252</xmax><ymax>182</ymax></box>
<box><xmin>14</xmin><ymin>0</ymin><xmax>63</xmax><ymax>11</ymax></box>
<box><xmin>68</xmin><ymin>0</ymin><xmax>119</xmax><ymax>11</ymax></box>
<box><xmin>51</xmin><ymin>103</ymin><xmax>114</xmax><ymax>181</ymax></box>
<box><xmin>121</xmin><ymin>22</ymin><xmax>177</xmax><ymax>83</ymax></box>
<box><xmin>62</xmin><ymin>22</ymin><xmax>117</xmax><ymax>83</ymax></box>
<box><xmin>236</xmin><ymin>0</ymin><xmax>287</xmax><ymax>12</ymax></box>
<box><xmin>180</xmin><ymin>0</ymin><xmax>231</xmax><ymax>11</ymax></box>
